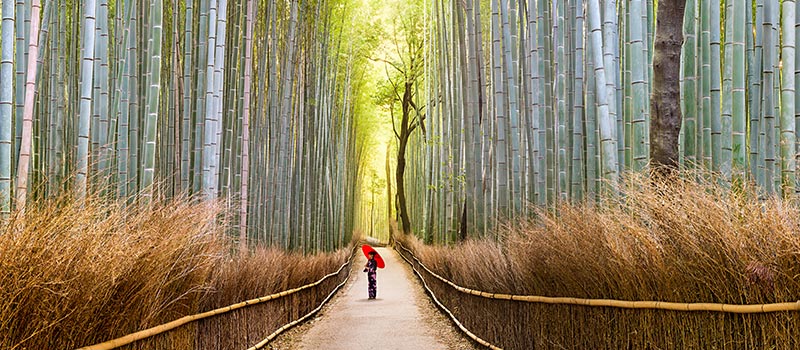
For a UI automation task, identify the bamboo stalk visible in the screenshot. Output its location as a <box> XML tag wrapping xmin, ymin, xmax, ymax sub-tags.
<box><xmin>0</xmin><ymin>0</ymin><xmax>14</xmax><ymax>213</ymax></box>
<box><xmin>14</xmin><ymin>0</ymin><xmax>42</xmax><ymax>211</ymax></box>
<box><xmin>77</xmin><ymin>0</ymin><xmax>98</xmax><ymax>202</ymax></box>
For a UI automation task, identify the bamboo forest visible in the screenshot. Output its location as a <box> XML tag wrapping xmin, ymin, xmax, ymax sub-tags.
<box><xmin>3</xmin><ymin>0</ymin><xmax>800</xmax><ymax>349</ymax></box>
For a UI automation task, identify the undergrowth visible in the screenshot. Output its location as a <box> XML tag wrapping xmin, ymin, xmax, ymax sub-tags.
<box><xmin>0</xmin><ymin>193</ymin><xmax>349</xmax><ymax>349</ymax></box>
<box><xmin>400</xmin><ymin>171</ymin><xmax>800</xmax><ymax>349</ymax></box>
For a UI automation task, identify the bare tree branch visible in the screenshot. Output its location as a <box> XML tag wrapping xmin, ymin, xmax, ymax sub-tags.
<box><xmin>390</xmin><ymin>101</ymin><xmax>400</xmax><ymax>140</ymax></box>
<box><xmin>368</xmin><ymin>56</ymin><xmax>405</xmax><ymax>74</ymax></box>
<box><xmin>384</xmin><ymin>64</ymin><xmax>404</xmax><ymax>104</ymax></box>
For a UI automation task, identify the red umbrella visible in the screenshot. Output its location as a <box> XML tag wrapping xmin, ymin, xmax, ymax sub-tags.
<box><xmin>361</xmin><ymin>244</ymin><xmax>385</xmax><ymax>269</ymax></box>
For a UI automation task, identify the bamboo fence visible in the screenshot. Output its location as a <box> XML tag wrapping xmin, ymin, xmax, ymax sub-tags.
<box><xmin>77</xmin><ymin>249</ymin><xmax>357</xmax><ymax>350</ymax></box>
<box><xmin>395</xmin><ymin>242</ymin><xmax>800</xmax><ymax>349</ymax></box>
<box><xmin>396</xmin><ymin>241</ymin><xmax>502</xmax><ymax>349</ymax></box>
<box><xmin>395</xmin><ymin>243</ymin><xmax>800</xmax><ymax>313</ymax></box>
<box><xmin>246</xmin><ymin>267</ymin><xmax>352</xmax><ymax>350</ymax></box>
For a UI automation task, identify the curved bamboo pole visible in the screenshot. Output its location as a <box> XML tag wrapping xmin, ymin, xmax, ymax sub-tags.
<box><xmin>395</xmin><ymin>242</ymin><xmax>800</xmax><ymax>314</ymax></box>
<box><xmin>77</xmin><ymin>250</ymin><xmax>355</xmax><ymax>350</ymax></box>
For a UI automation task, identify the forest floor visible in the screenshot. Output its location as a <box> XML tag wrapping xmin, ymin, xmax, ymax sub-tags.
<box><xmin>269</xmin><ymin>247</ymin><xmax>480</xmax><ymax>350</ymax></box>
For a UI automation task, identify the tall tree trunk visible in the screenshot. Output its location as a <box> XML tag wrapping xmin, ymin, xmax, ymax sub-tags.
<box><xmin>396</xmin><ymin>135</ymin><xmax>411</xmax><ymax>234</ymax></box>
<box><xmin>650</xmin><ymin>0</ymin><xmax>686</xmax><ymax>175</ymax></box>
<box><xmin>386</xmin><ymin>142</ymin><xmax>393</xmax><ymax>243</ymax></box>
<box><xmin>396</xmin><ymin>79</ymin><xmax>420</xmax><ymax>235</ymax></box>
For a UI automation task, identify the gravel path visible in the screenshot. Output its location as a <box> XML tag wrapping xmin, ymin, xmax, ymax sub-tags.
<box><xmin>268</xmin><ymin>247</ymin><xmax>480</xmax><ymax>350</ymax></box>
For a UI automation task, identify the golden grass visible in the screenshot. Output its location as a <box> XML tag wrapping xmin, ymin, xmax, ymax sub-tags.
<box><xmin>400</xmin><ymin>171</ymin><xmax>800</xmax><ymax>349</ymax></box>
<box><xmin>0</xmin><ymin>193</ymin><xmax>349</xmax><ymax>349</ymax></box>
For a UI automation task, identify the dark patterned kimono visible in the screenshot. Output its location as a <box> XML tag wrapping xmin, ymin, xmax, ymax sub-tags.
<box><xmin>366</xmin><ymin>258</ymin><xmax>377</xmax><ymax>299</ymax></box>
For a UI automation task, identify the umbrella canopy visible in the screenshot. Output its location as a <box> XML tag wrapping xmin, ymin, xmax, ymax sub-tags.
<box><xmin>361</xmin><ymin>244</ymin><xmax>385</xmax><ymax>269</ymax></box>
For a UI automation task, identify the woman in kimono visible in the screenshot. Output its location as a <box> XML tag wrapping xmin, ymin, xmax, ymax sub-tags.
<box><xmin>364</xmin><ymin>251</ymin><xmax>378</xmax><ymax>299</ymax></box>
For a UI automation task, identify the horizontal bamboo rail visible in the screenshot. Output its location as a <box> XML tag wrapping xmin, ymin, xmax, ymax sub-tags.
<box><xmin>77</xmin><ymin>249</ymin><xmax>356</xmax><ymax>350</ymax></box>
<box><xmin>396</xmin><ymin>243</ymin><xmax>502</xmax><ymax>350</ymax></box>
<box><xmin>247</xmin><ymin>263</ymin><xmax>353</xmax><ymax>349</ymax></box>
<box><xmin>395</xmin><ymin>242</ymin><xmax>800</xmax><ymax>314</ymax></box>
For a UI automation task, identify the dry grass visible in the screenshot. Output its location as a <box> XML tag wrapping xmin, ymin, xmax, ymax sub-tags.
<box><xmin>0</xmin><ymin>193</ymin><xmax>350</xmax><ymax>349</ymax></box>
<box><xmin>400</xmin><ymin>172</ymin><xmax>800</xmax><ymax>349</ymax></box>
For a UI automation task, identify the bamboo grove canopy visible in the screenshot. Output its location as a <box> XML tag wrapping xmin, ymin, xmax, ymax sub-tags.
<box><xmin>0</xmin><ymin>0</ymin><xmax>779</xmax><ymax>247</ymax></box>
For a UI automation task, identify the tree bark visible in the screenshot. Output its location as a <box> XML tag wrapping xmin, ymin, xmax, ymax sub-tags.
<box><xmin>396</xmin><ymin>81</ymin><xmax>415</xmax><ymax>235</ymax></box>
<box><xmin>386</xmin><ymin>143</ymin><xmax>394</xmax><ymax>244</ymax></box>
<box><xmin>396</xmin><ymin>130</ymin><xmax>411</xmax><ymax>235</ymax></box>
<box><xmin>650</xmin><ymin>0</ymin><xmax>686</xmax><ymax>175</ymax></box>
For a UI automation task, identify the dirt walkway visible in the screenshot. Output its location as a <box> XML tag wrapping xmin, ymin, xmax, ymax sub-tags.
<box><xmin>272</xmin><ymin>247</ymin><xmax>478</xmax><ymax>350</ymax></box>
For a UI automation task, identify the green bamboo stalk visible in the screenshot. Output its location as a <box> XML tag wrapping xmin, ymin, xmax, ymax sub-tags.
<box><xmin>720</xmin><ymin>0</ymin><xmax>734</xmax><ymax>181</ymax></box>
<box><xmin>127</xmin><ymin>1</ymin><xmax>141</xmax><ymax>199</ymax></box>
<box><xmin>781</xmin><ymin>0</ymin><xmax>796</xmax><ymax>195</ymax></box>
<box><xmin>602</xmin><ymin>0</ymin><xmax>622</xmax><ymax>172</ymax></box>
<box><xmin>202</xmin><ymin>0</ymin><xmax>219</xmax><ymax>199</ymax></box>
<box><xmin>194</xmin><ymin>0</ymin><xmax>210</xmax><ymax>195</ymax></box>
<box><xmin>77</xmin><ymin>0</ymin><xmax>98</xmax><ymax>201</ymax></box>
<box><xmin>701</xmin><ymin>0</ymin><xmax>711</xmax><ymax>170</ymax></box>
<box><xmin>731</xmin><ymin>0</ymin><xmax>746</xmax><ymax>179</ymax></box>
<box><xmin>540</xmin><ymin>0</ymin><xmax>553</xmax><ymax>204</ymax></box>
<box><xmin>571</xmin><ymin>0</ymin><xmax>585</xmax><ymax>200</ymax></box>
<box><xmin>240</xmin><ymin>0</ymin><xmax>254</xmax><ymax>250</ymax></box>
<box><xmin>14</xmin><ymin>0</ymin><xmax>26</xmax><ymax>168</ymax></box>
<box><xmin>752</xmin><ymin>0</ymin><xmax>764</xmax><ymax>186</ymax></box>
<box><xmin>624</xmin><ymin>0</ymin><xmax>633</xmax><ymax>170</ymax></box>
<box><xmin>501</xmin><ymin>0</ymin><xmax>521</xmax><ymax>211</ymax></box>
<box><xmin>464</xmin><ymin>0</ymin><xmax>479</xmax><ymax>230</ymax></box>
<box><xmin>46</xmin><ymin>0</ymin><xmax>59</xmax><ymax>196</ymax></box>
<box><xmin>180</xmin><ymin>0</ymin><xmax>194</xmax><ymax>193</ymax></box>
<box><xmin>0</xmin><ymin>0</ymin><xmax>14</xmax><ymax>213</ymax></box>
<box><xmin>141</xmin><ymin>0</ymin><xmax>163</xmax><ymax>199</ymax></box>
<box><xmin>585</xmin><ymin>11</ymin><xmax>599</xmax><ymax>200</ymax></box>
<box><xmin>763</xmin><ymin>0</ymin><xmax>776</xmax><ymax>194</ymax></box>
<box><xmin>710</xmin><ymin>0</ymin><xmax>722</xmax><ymax>173</ymax></box>
<box><xmin>211</xmin><ymin>0</ymin><xmax>228</xmax><ymax>195</ymax></box>
<box><xmin>490</xmin><ymin>0</ymin><xmax>508</xmax><ymax>214</ymax></box>
<box><xmin>554</xmin><ymin>0</ymin><xmax>568</xmax><ymax>201</ymax></box>
<box><xmin>276</xmin><ymin>0</ymin><xmax>298</xmax><ymax>246</ymax></box>
<box><xmin>587</xmin><ymin>0</ymin><xmax>619</xmax><ymax>189</ymax></box>
<box><xmin>95</xmin><ymin>0</ymin><xmax>110</xmax><ymax>182</ymax></box>
<box><xmin>527</xmin><ymin>0</ymin><xmax>546</xmax><ymax>206</ymax></box>
<box><xmin>631</xmin><ymin>0</ymin><xmax>649</xmax><ymax>171</ymax></box>
<box><xmin>680</xmin><ymin>0</ymin><xmax>697</xmax><ymax>169</ymax></box>
<box><xmin>772</xmin><ymin>1</ymin><xmax>781</xmax><ymax>193</ymax></box>
<box><xmin>796</xmin><ymin>0</ymin><xmax>800</xmax><ymax>194</ymax></box>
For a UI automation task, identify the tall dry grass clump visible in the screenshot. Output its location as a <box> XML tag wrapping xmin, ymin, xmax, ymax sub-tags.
<box><xmin>400</xmin><ymin>171</ymin><xmax>800</xmax><ymax>349</ymax></box>
<box><xmin>0</xmin><ymin>192</ymin><xmax>350</xmax><ymax>349</ymax></box>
